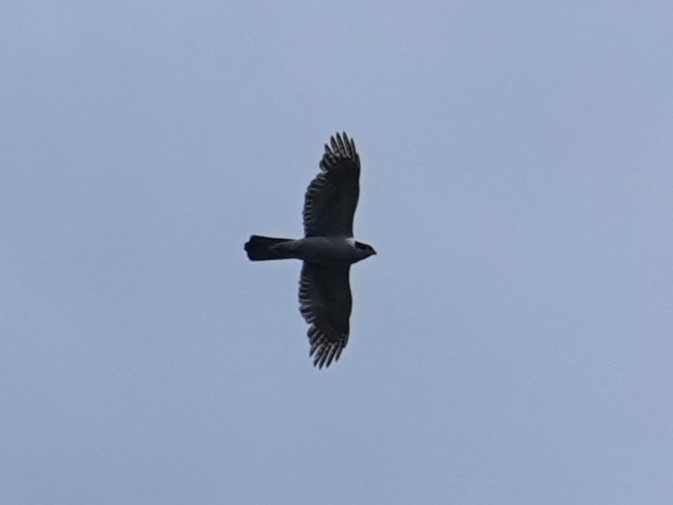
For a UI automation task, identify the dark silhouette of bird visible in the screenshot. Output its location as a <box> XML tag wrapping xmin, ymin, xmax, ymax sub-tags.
<box><xmin>245</xmin><ymin>132</ymin><xmax>376</xmax><ymax>368</ymax></box>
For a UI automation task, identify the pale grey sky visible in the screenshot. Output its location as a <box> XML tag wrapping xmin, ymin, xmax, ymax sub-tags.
<box><xmin>2</xmin><ymin>1</ymin><xmax>673</xmax><ymax>504</ymax></box>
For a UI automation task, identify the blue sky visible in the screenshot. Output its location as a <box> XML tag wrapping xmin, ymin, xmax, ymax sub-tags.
<box><xmin>2</xmin><ymin>1</ymin><xmax>673</xmax><ymax>503</ymax></box>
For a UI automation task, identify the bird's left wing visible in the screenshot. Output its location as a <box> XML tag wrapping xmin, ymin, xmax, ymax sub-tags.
<box><xmin>299</xmin><ymin>262</ymin><xmax>352</xmax><ymax>368</ymax></box>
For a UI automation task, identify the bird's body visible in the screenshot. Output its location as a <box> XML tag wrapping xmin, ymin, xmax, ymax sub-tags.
<box><xmin>246</xmin><ymin>236</ymin><xmax>371</xmax><ymax>265</ymax></box>
<box><xmin>244</xmin><ymin>132</ymin><xmax>375</xmax><ymax>368</ymax></box>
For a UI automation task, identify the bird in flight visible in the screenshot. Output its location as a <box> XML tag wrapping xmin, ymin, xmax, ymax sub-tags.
<box><xmin>244</xmin><ymin>132</ymin><xmax>376</xmax><ymax>368</ymax></box>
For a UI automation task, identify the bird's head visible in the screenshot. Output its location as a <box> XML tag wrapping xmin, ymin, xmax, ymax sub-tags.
<box><xmin>354</xmin><ymin>241</ymin><xmax>377</xmax><ymax>262</ymax></box>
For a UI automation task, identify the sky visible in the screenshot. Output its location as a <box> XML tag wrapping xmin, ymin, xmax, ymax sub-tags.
<box><xmin>2</xmin><ymin>1</ymin><xmax>673</xmax><ymax>504</ymax></box>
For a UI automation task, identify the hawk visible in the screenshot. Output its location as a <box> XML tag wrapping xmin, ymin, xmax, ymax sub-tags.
<box><xmin>244</xmin><ymin>132</ymin><xmax>376</xmax><ymax>368</ymax></box>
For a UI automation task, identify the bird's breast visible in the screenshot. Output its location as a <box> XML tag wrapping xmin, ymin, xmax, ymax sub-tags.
<box><xmin>294</xmin><ymin>237</ymin><xmax>357</xmax><ymax>265</ymax></box>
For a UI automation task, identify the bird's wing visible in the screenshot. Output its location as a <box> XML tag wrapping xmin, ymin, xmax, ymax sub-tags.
<box><xmin>303</xmin><ymin>132</ymin><xmax>360</xmax><ymax>238</ymax></box>
<box><xmin>299</xmin><ymin>262</ymin><xmax>352</xmax><ymax>368</ymax></box>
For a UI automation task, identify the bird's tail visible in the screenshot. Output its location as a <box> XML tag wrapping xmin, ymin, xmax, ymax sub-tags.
<box><xmin>244</xmin><ymin>235</ymin><xmax>295</xmax><ymax>261</ymax></box>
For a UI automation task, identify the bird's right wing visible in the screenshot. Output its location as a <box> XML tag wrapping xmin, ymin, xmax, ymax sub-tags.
<box><xmin>303</xmin><ymin>132</ymin><xmax>360</xmax><ymax>238</ymax></box>
<box><xmin>298</xmin><ymin>262</ymin><xmax>352</xmax><ymax>368</ymax></box>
